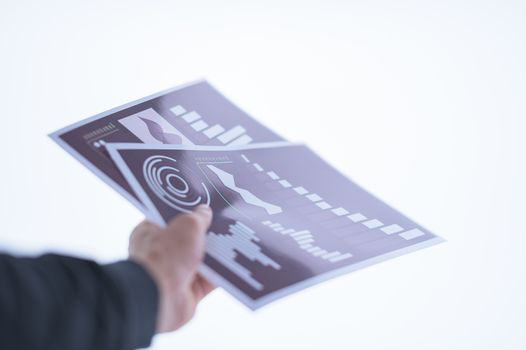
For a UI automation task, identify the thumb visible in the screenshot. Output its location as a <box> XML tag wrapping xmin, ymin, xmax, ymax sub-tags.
<box><xmin>166</xmin><ymin>205</ymin><xmax>213</xmax><ymax>271</ymax></box>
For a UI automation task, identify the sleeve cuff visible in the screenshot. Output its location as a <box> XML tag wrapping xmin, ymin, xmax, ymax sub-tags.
<box><xmin>104</xmin><ymin>260</ymin><xmax>159</xmax><ymax>349</ymax></box>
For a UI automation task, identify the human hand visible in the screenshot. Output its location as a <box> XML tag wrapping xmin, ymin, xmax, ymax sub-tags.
<box><xmin>129</xmin><ymin>205</ymin><xmax>215</xmax><ymax>333</ymax></box>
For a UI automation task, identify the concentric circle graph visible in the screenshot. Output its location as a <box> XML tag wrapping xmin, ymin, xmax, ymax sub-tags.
<box><xmin>142</xmin><ymin>155</ymin><xmax>210</xmax><ymax>212</ymax></box>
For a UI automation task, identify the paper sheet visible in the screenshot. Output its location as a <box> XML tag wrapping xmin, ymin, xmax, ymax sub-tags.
<box><xmin>106</xmin><ymin>142</ymin><xmax>443</xmax><ymax>309</ymax></box>
<box><xmin>50</xmin><ymin>80</ymin><xmax>283</xmax><ymax>212</ymax></box>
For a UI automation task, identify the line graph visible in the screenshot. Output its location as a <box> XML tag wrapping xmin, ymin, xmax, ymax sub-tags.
<box><xmin>207</xmin><ymin>164</ymin><xmax>282</xmax><ymax>215</ymax></box>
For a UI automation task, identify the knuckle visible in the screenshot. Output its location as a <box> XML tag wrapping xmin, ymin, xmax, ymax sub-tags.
<box><xmin>133</xmin><ymin>220</ymin><xmax>157</xmax><ymax>236</ymax></box>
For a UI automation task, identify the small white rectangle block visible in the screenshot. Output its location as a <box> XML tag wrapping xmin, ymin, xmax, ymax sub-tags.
<box><xmin>329</xmin><ymin>253</ymin><xmax>353</xmax><ymax>262</ymax></box>
<box><xmin>293</xmin><ymin>186</ymin><xmax>308</xmax><ymax>195</ymax></box>
<box><xmin>240</xmin><ymin>154</ymin><xmax>250</xmax><ymax>163</ymax></box>
<box><xmin>381</xmin><ymin>224</ymin><xmax>404</xmax><ymax>235</ymax></box>
<box><xmin>267</xmin><ymin>171</ymin><xmax>279</xmax><ymax>180</ymax></box>
<box><xmin>348</xmin><ymin>213</ymin><xmax>367</xmax><ymax>222</ymax></box>
<box><xmin>306</xmin><ymin>193</ymin><xmax>322</xmax><ymax>202</ymax></box>
<box><xmin>170</xmin><ymin>105</ymin><xmax>186</xmax><ymax>116</ymax></box>
<box><xmin>203</xmin><ymin>124</ymin><xmax>225</xmax><ymax>138</ymax></box>
<box><xmin>218</xmin><ymin>125</ymin><xmax>246</xmax><ymax>143</ymax></box>
<box><xmin>190</xmin><ymin>120</ymin><xmax>208</xmax><ymax>131</ymax></box>
<box><xmin>313</xmin><ymin>250</ymin><xmax>327</xmax><ymax>256</ymax></box>
<box><xmin>399</xmin><ymin>228</ymin><xmax>425</xmax><ymax>240</ymax></box>
<box><xmin>293</xmin><ymin>233</ymin><xmax>312</xmax><ymax>241</ymax></box>
<box><xmin>279</xmin><ymin>180</ymin><xmax>292</xmax><ymax>188</ymax></box>
<box><xmin>322</xmin><ymin>252</ymin><xmax>341</xmax><ymax>260</ymax></box>
<box><xmin>332</xmin><ymin>207</ymin><xmax>350</xmax><ymax>216</ymax></box>
<box><xmin>297</xmin><ymin>238</ymin><xmax>315</xmax><ymax>245</ymax></box>
<box><xmin>228</xmin><ymin>134</ymin><xmax>253</xmax><ymax>146</ymax></box>
<box><xmin>281</xmin><ymin>229</ymin><xmax>295</xmax><ymax>235</ymax></box>
<box><xmin>316</xmin><ymin>201</ymin><xmax>332</xmax><ymax>210</ymax></box>
<box><xmin>291</xmin><ymin>230</ymin><xmax>310</xmax><ymax>237</ymax></box>
<box><xmin>182</xmin><ymin>111</ymin><xmax>201</xmax><ymax>123</ymax></box>
<box><xmin>253</xmin><ymin>163</ymin><xmax>263</xmax><ymax>171</ymax></box>
<box><xmin>363</xmin><ymin>219</ymin><xmax>383</xmax><ymax>229</ymax></box>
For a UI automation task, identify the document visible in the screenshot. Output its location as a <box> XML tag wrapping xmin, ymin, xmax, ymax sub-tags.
<box><xmin>50</xmin><ymin>80</ymin><xmax>283</xmax><ymax>212</ymax></box>
<box><xmin>51</xmin><ymin>81</ymin><xmax>442</xmax><ymax>309</ymax></box>
<box><xmin>105</xmin><ymin>142</ymin><xmax>442</xmax><ymax>309</ymax></box>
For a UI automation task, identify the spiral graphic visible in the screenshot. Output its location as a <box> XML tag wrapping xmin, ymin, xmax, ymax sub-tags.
<box><xmin>143</xmin><ymin>155</ymin><xmax>210</xmax><ymax>213</ymax></box>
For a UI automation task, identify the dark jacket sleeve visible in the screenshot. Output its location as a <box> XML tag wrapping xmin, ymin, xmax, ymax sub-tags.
<box><xmin>0</xmin><ymin>253</ymin><xmax>158</xmax><ymax>350</ymax></box>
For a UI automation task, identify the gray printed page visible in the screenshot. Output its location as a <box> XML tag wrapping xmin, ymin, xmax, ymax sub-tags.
<box><xmin>49</xmin><ymin>80</ymin><xmax>284</xmax><ymax>211</ymax></box>
<box><xmin>106</xmin><ymin>142</ymin><xmax>443</xmax><ymax>310</ymax></box>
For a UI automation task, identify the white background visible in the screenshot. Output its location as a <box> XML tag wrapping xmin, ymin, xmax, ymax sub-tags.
<box><xmin>1</xmin><ymin>0</ymin><xmax>525</xmax><ymax>349</ymax></box>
